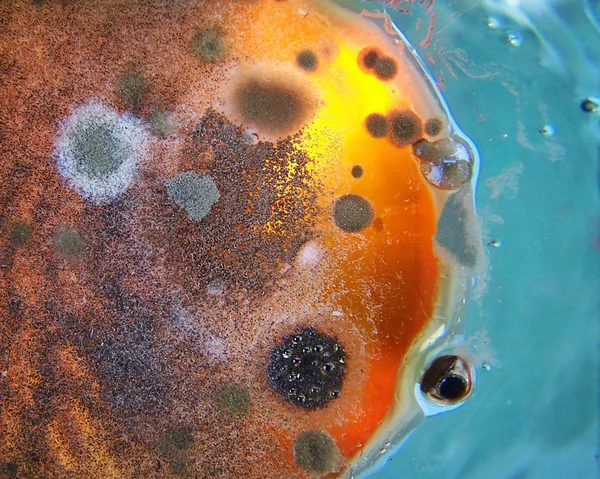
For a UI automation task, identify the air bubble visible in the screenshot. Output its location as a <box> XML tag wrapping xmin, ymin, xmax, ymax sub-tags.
<box><xmin>539</xmin><ymin>125</ymin><xmax>555</xmax><ymax>136</ymax></box>
<box><xmin>487</xmin><ymin>17</ymin><xmax>501</xmax><ymax>29</ymax></box>
<box><xmin>292</xmin><ymin>335</ymin><xmax>302</xmax><ymax>344</ymax></box>
<box><xmin>581</xmin><ymin>98</ymin><xmax>599</xmax><ymax>113</ymax></box>
<box><xmin>506</xmin><ymin>31</ymin><xmax>522</xmax><ymax>47</ymax></box>
<box><xmin>322</xmin><ymin>362</ymin><xmax>334</xmax><ymax>374</ymax></box>
<box><xmin>412</xmin><ymin>138</ymin><xmax>473</xmax><ymax>190</ymax></box>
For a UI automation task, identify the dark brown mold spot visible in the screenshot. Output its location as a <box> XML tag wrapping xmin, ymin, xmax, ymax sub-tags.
<box><xmin>357</xmin><ymin>46</ymin><xmax>382</xmax><ymax>73</ymax></box>
<box><xmin>293</xmin><ymin>430</ymin><xmax>340</xmax><ymax>475</ymax></box>
<box><xmin>233</xmin><ymin>77</ymin><xmax>313</xmax><ymax>138</ymax></box>
<box><xmin>424</xmin><ymin>118</ymin><xmax>443</xmax><ymax>136</ymax></box>
<box><xmin>374</xmin><ymin>56</ymin><xmax>398</xmax><ymax>81</ymax></box>
<box><xmin>351</xmin><ymin>165</ymin><xmax>363</xmax><ymax>179</ymax></box>
<box><xmin>389</xmin><ymin>109</ymin><xmax>423</xmax><ymax>146</ymax></box>
<box><xmin>333</xmin><ymin>194</ymin><xmax>374</xmax><ymax>233</ymax></box>
<box><xmin>420</xmin><ymin>355</ymin><xmax>472</xmax><ymax>404</ymax></box>
<box><xmin>297</xmin><ymin>49</ymin><xmax>318</xmax><ymax>72</ymax></box>
<box><xmin>364</xmin><ymin>113</ymin><xmax>389</xmax><ymax>138</ymax></box>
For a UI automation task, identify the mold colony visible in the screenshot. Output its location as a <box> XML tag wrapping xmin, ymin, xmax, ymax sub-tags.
<box><xmin>0</xmin><ymin>1</ymin><xmax>483</xmax><ymax>478</ymax></box>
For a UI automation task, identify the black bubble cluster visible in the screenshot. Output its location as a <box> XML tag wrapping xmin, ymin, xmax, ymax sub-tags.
<box><xmin>268</xmin><ymin>328</ymin><xmax>347</xmax><ymax>409</ymax></box>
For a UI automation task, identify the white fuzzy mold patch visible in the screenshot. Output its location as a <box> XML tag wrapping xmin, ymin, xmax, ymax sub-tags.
<box><xmin>54</xmin><ymin>100</ymin><xmax>148</xmax><ymax>204</ymax></box>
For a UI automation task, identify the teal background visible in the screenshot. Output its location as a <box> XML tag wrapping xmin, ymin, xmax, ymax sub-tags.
<box><xmin>347</xmin><ymin>1</ymin><xmax>600</xmax><ymax>478</ymax></box>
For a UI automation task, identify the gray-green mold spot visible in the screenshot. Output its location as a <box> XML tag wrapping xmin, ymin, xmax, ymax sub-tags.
<box><xmin>192</xmin><ymin>27</ymin><xmax>227</xmax><ymax>63</ymax></box>
<box><xmin>9</xmin><ymin>221</ymin><xmax>32</xmax><ymax>247</ymax></box>
<box><xmin>164</xmin><ymin>172</ymin><xmax>220</xmax><ymax>222</ymax></box>
<box><xmin>55</xmin><ymin>228</ymin><xmax>86</xmax><ymax>257</ymax></box>
<box><xmin>216</xmin><ymin>384</ymin><xmax>251</xmax><ymax>417</ymax></box>
<box><xmin>157</xmin><ymin>427</ymin><xmax>194</xmax><ymax>476</ymax></box>
<box><xmin>435</xmin><ymin>186</ymin><xmax>480</xmax><ymax>268</ymax></box>
<box><xmin>149</xmin><ymin>109</ymin><xmax>172</xmax><ymax>137</ymax></box>
<box><xmin>293</xmin><ymin>430</ymin><xmax>340</xmax><ymax>476</ymax></box>
<box><xmin>71</xmin><ymin>122</ymin><xmax>126</xmax><ymax>179</ymax></box>
<box><xmin>118</xmin><ymin>71</ymin><xmax>148</xmax><ymax>109</ymax></box>
<box><xmin>158</xmin><ymin>426</ymin><xmax>194</xmax><ymax>455</ymax></box>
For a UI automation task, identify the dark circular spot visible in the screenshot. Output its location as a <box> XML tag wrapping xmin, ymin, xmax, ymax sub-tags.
<box><xmin>268</xmin><ymin>328</ymin><xmax>347</xmax><ymax>409</ymax></box>
<box><xmin>358</xmin><ymin>47</ymin><xmax>382</xmax><ymax>72</ymax></box>
<box><xmin>234</xmin><ymin>78</ymin><xmax>311</xmax><ymax>137</ymax></box>
<box><xmin>333</xmin><ymin>194</ymin><xmax>374</xmax><ymax>233</ymax></box>
<box><xmin>438</xmin><ymin>375</ymin><xmax>468</xmax><ymax>401</ymax></box>
<box><xmin>374</xmin><ymin>56</ymin><xmax>398</xmax><ymax>81</ymax></box>
<box><xmin>351</xmin><ymin>165</ymin><xmax>363</xmax><ymax>179</ymax></box>
<box><xmin>420</xmin><ymin>355</ymin><xmax>472</xmax><ymax>404</ymax></box>
<box><xmin>297</xmin><ymin>50</ymin><xmax>318</xmax><ymax>72</ymax></box>
<box><xmin>581</xmin><ymin>98</ymin><xmax>598</xmax><ymax>113</ymax></box>
<box><xmin>293</xmin><ymin>430</ymin><xmax>339</xmax><ymax>475</ymax></box>
<box><xmin>424</xmin><ymin>118</ymin><xmax>443</xmax><ymax>136</ymax></box>
<box><xmin>389</xmin><ymin>109</ymin><xmax>423</xmax><ymax>146</ymax></box>
<box><xmin>365</xmin><ymin>113</ymin><xmax>389</xmax><ymax>138</ymax></box>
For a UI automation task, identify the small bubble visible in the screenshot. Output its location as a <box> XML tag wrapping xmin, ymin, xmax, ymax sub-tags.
<box><xmin>282</xmin><ymin>349</ymin><xmax>292</xmax><ymax>359</ymax></box>
<box><xmin>539</xmin><ymin>125</ymin><xmax>555</xmax><ymax>136</ymax></box>
<box><xmin>330</xmin><ymin>390</ymin><xmax>340</xmax><ymax>398</ymax></box>
<box><xmin>292</xmin><ymin>335</ymin><xmax>302</xmax><ymax>344</ymax></box>
<box><xmin>302</xmin><ymin>346</ymin><xmax>311</xmax><ymax>354</ymax></box>
<box><xmin>322</xmin><ymin>362</ymin><xmax>334</xmax><ymax>374</ymax></box>
<box><xmin>581</xmin><ymin>98</ymin><xmax>599</xmax><ymax>113</ymax></box>
<box><xmin>506</xmin><ymin>31</ymin><xmax>522</xmax><ymax>47</ymax></box>
<box><xmin>310</xmin><ymin>386</ymin><xmax>320</xmax><ymax>394</ymax></box>
<box><xmin>292</xmin><ymin>357</ymin><xmax>302</xmax><ymax>366</ymax></box>
<box><xmin>487</xmin><ymin>17</ymin><xmax>501</xmax><ymax>29</ymax></box>
<box><xmin>313</xmin><ymin>345</ymin><xmax>323</xmax><ymax>353</ymax></box>
<box><xmin>295</xmin><ymin>394</ymin><xmax>306</xmax><ymax>405</ymax></box>
<box><xmin>487</xmin><ymin>239</ymin><xmax>502</xmax><ymax>248</ymax></box>
<box><xmin>482</xmin><ymin>362</ymin><xmax>492</xmax><ymax>371</ymax></box>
